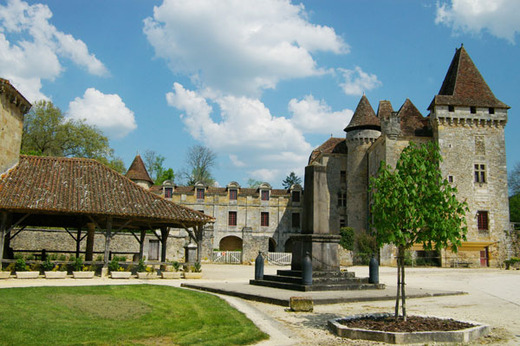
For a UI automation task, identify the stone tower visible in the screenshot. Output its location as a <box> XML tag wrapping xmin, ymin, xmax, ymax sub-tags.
<box><xmin>0</xmin><ymin>79</ymin><xmax>31</xmax><ymax>173</ymax></box>
<box><xmin>428</xmin><ymin>46</ymin><xmax>510</xmax><ymax>266</ymax></box>
<box><xmin>344</xmin><ymin>95</ymin><xmax>381</xmax><ymax>233</ymax></box>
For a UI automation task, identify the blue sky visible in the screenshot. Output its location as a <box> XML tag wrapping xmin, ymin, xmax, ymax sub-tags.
<box><xmin>1</xmin><ymin>0</ymin><xmax>519</xmax><ymax>188</ymax></box>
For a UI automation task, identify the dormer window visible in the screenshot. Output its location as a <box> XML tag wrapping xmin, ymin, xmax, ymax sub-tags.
<box><xmin>261</xmin><ymin>190</ymin><xmax>269</xmax><ymax>201</ymax></box>
<box><xmin>470</xmin><ymin>106</ymin><xmax>477</xmax><ymax>114</ymax></box>
<box><xmin>448</xmin><ymin>105</ymin><xmax>455</xmax><ymax>112</ymax></box>
<box><xmin>229</xmin><ymin>189</ymin><xmax>237</xmax><ymax>200</ymax></box>
<box><xmin>196</xmin><ymin>188</ymin><xmax>205</xmax><ymax>200</ymax></box>
<box><xmin>292</xmin><ymin>191</ymin><xmax>300</xmax><ymax>203</ymax></box>
<box><xmin>164</xmin><ymin>187</ymin><xmax>173</xmax><ymax>198</ymax></box>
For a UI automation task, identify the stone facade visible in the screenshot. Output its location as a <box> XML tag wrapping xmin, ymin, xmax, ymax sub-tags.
<box><xmin>154</xmin><ymin>181</ymin><xmax>303</xmax><ymax>263</ymax></box>
<box><xmin>0</xmin><ymin>79</ymin><xmax>31</xmax><ymax>173</ymax></box>
<box><xmin>310</xmin><ymin>47</ymin><xmax>511</xmax><ymax>267</ymax></box>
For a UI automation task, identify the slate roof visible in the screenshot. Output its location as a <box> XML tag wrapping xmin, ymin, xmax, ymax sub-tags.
<box><xmin>125</xmin><ymin>155</ymin><xmax>153</xmax><ymax>184</ymax></box>
<box><xmin>397</xmin><ymin>99</ymin><xmax>432</xmax><ymax>137</ymax></box>
<box><xmin>429</xmin><ymin>46</ymin><xmax>509</xmax><ymax>109</ymax></box>
<box><xmin>308</xmin><ymin>137</ymin><xmax>347</xmax><ymax>164</ymax></box>
<box><xmin>0</xmin><ymin>156</ymin><xmax>212</xmax><ymax>227</ymax></box>
<box><xmin>377</xmin><ymin>100</ymin><xmax>393</xmax><ymax>119</ymax></box>
<box><xmin>344</xmin><ymin>94</ymin><xmax>381</xmax><ymax>132</ymax></box>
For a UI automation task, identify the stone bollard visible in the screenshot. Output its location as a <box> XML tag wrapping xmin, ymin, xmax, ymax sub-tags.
<box><xmin>302</xmin><ymin>252</ymin><xmax>312</xmax><ymax>285</ymax></box>
<box><xmin>289</xmin><ymin>296</ymin><xmax>313</xmax><ymax>312</ymax></box>
<box><xmin>369</xmin><ymin>256</ymin><xmax>379</xmax><ymax>284</ymax></box>
<box><xmin>255</xmin><ymin>251</ymin><xmax>264</xmax><ymax>280</ymax></box>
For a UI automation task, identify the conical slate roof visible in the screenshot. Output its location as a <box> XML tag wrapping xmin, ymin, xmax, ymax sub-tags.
<box><xmin>397</xmin><ymin>99</ymin><xmax>431</xmax><ymax>137</ymax></box>
<box><xmin>125</xmin><ymin>155</ymin><xmax>153</xmax><ymax>184</ymax></box>
<box><xmin>429</xmin><ymin>46</ymin><xmax>508</xmax><ymax>109</ymax></box>
<box><xmin>377</xmin><ymin>100</ymin><xmax>393</xmax><ymax>119</ymax></box>
<box><xmin>344</xmin><ymin>95</ymin><xmax>380</xmax><ymax>132</ymax></box>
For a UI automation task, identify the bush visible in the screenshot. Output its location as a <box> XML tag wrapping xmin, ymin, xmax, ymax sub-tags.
<box><xmin>339</xmin><ymin>227</ymin><xmax>355</xmax><ymax>251</ymax></box>
<box><xmin>15</xmin><ymin>258</ymin><xmax>27</xmax><ymax>272</ymax></box>
<box><xmin>137</xmin><ymin>258</ymin><xmax>146</xmax><ymax>273</ymax></box>
<box><xmin>72</xmin><ymin>257</ymin><xmax>84</xmax><ymax>272</ymax></box>
<box><xmin>354</xmin><ymin>232</ymin><xmax>377</xmax><ymax>265</ymax></box>
<box><xmin>172</xmin><ymin>261</ymin><xmax>181</xmax><ymax>272</ymax></box>
<box><xmin>41</xmin><ymin>258</ymin><xmax>55</xmax><ymax>272</ymax></box>
<box><xmin>108</xmin><ymin>258</ymin><xmax>121</xmax><ymax>272</ymax></box>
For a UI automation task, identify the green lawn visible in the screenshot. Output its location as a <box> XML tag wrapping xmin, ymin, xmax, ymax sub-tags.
<box><xmin>0</xmin><ymin>285</ymin><xmax>268</xmax><ymax>345</ymax></box>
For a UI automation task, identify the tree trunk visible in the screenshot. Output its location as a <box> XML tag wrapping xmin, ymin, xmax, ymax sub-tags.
<box><xmin>401</xmin><ymin>256</ymin><xmax>407</xmax><ymax>321</ymax></box>
<box><xmin>395</xmin><ymin>246</ymin><xmax>401</xmax><ymax>319</ymax></box>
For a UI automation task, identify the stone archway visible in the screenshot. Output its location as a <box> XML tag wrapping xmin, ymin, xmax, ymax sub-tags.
<box><xmin>284</xmin><ymin>238</ymin><xmax>293</xmax><ymax>253</ymax></box>
<box><xmin>268</xmin><ymin>237</ymin><xmax>276</xmax><ymax>252</ymax></box>
<box><xmin>219</xmin><ymin>236</ymin><xmax>243</xmax><ymax>251</ymax></box>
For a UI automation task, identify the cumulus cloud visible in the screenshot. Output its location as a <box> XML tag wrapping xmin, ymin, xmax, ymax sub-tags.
<box><xmin>338</xmin><ymin>66</ymin><xmax>382</xmax><ymax>96</ymax></box>
<box><xmin>436</xmin><ymin>0</ymin><xmax>520</xmax><ymax>43</ymax></box>
<box><xmin>144</xmin><ymin>0</ymin><xmax>348</xmax><ymax>96</ymax></box>
<box><xmin>288</xmin><ymin>95</ymin><xmax>353</xmax><ymax>136</ymax></box>
<box><xmin>166</xmin><ymin>82</ymin><xmax>312</xmax><ymax>181</ymax></box>
<box><xmin>67</xmin><ymin>88</ymin><xmax>137</xmax><ymax>139</ymax></box>
<box><xmin>0</xmin><ymin>0</ymin><xmax>108</xmax><ymax>101</ymax></box>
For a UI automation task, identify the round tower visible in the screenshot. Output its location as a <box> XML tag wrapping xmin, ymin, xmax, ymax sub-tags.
<box><xmin>344</xmin><ymin>95</ymin><xmax>381</xmax><ymax>233</ymax></box>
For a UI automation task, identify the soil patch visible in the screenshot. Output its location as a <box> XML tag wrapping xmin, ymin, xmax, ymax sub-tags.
<box><xmin>340</xmin><ymin>315</ymin><xmax>475</xmax><ymax>332</ymax></box>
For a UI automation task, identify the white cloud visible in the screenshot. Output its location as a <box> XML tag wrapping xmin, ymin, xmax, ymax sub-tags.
<box><xmin>338</xmin><ymin>66</ymin><xmax>382</xmax><ymax>96</ymax></box>
<box><xmin>0</xmin><ymin>0</ymin><xmax>108</xmax><ymax>101</ymax></box>
<box><xmin>144</xmin><ymin>0</ymin><xmax>348</xmax><ymax>96</ymax></box>
<box><xmin>436</xmin><ymin>0</ymin><xmax>520</xmax><ymax>43</ymax></box>
<box><xmin>288</xmin><ymin>95</ymin><xmax>352</xmax><ymax>136</ymax></box>
<box><xmin>67</xmin><ymin>88</ymin><xmax>137</xmax><ymax>139</ymax></box>
<box><xmin>166</xmin><ymin>82</ymin><xmax>312</xmax><ymax>182</ymax></box>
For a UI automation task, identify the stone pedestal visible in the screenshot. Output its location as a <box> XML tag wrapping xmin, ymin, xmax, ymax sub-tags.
<box><xmin>184</xmin><ymin>242</ymin><xmax>198</xmax><ymax>264</ymax></box>
<box><xmin>290</xmin><ymin>234</ymin><xmax>341</xmax><ymax>272</ymax></box>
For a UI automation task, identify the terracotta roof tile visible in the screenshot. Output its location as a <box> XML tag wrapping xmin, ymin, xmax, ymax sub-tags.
<box><xmin>125</xmin><ymin>155</ymin><xmax>153</xmax><ymax>184</ymax></box>
<box><xmin>429</xmin><ymin>46</ymin><xmax>509</xmax><ymax>109</ymax></box>
<box><xmin>397</xmin><ymin>99</ymin><xmax>432</xmax><ymax>137</ymax></box>
<box><xmin>345</xmin><ymin>95</ymin><xmax>380</xmax><ymax>132</ymax></box>
<box><xmin>0</xmin><ymin>156</ymin><xmax>212</xmax><ymax>226</ymax></box>
<box><xmin>308</xmin><ymin>137</ymin><xmax>346</xmax><ymax>164</ymax></box>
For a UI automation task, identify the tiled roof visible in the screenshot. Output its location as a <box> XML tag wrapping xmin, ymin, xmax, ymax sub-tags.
<box><xmin>0</xmin><ymin>156</ymin><xmax>212</xmax><ymax>227</ymax></box>
<box><xmin>125</xmin><ymin>155</ymin><xmax>153</xmax><ymax>184</ymax></box>
<box><xmin>377</xmin><ymin>100</ymin><xmax>393</xmax><ymax>119</ymax></box>
<box><xmin>151</xmin><ymin>184</ymin><xmax>292</xmax><ymax>197</ymax></box>
<box><xmin>397</xmin><ymin>99</ymin><xmax>432</xmax><ymax>137</ymax></box>
<box><xmin>344</xmin><ymin>95</ymin><xmax>381</xmax><ymax>132</ymax></box>
<box><xmin>429</xmin><ymin>46</ymin><xmax>509</xmax><ymax>109</ymax></box>
<box><xmin>308</xmin><ymin>137</ymin><xmax>347</xmax><ymax>164</ymax></box>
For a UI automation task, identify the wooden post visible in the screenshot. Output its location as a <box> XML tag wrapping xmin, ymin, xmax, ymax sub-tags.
<box><xmin>85</xmin><ymin>223</ymin><xmax>95</xmax><ymax>261</ymax></box>
<box><xmin>196</xmin><ymin>225</ymin><xmax>202</xmax><ymax>263</ymax></box>
<box><xmin>103</xmin><ymin>217</ymin><xmax>112</xmax><ymax>267</ymax></box>
<box><xmin>139</xmin><ymin>229</ymin><xmax>146</xmax><ymax>260</ymax></box>
<box><xmin>75</xmin><ymin>226</ymin><xmax>82</xmax><ymax>259</ymax></box>
<box><xmin>0</xmin><ymin>212</ymin><xmax>8</xmax><ymax>265</ymax></box>
<box><xmin>160</xmin><ymin>227</ymin><xmax>169</xmax><ymax>263</ymax></box>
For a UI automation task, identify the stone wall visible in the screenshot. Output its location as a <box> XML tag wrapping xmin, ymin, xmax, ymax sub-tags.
<box><xmin>0</xmin><ymin>88</ymin><xmax>25</xmax><ymax>173</ymax></box>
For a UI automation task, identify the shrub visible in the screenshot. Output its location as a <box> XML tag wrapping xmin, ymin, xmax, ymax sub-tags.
<box><xmin>41</xmin><ymin>258</ymin><xmax>55</xmax><ymax>272</ymax></box>
<box><xmin>108</xmin><ymin>258</ymin><xmax>121</xmax><ymax>272</ymax></box>
<box><xmin>72</xmin><ymin>257</ymin><xmax>84</xmax><ymax>272</ymax></box>
<box><xmin>15</xmin><ymin>258</ymin><xmax>27</xmax><ymax>272</ymax></box>
<box><xmin>339</xmin><ymin>227</ymin><xmax>355</xmax><ymax>251</ymax></box>
<box><xmin>172</xmin><ymin>261</ymin><xmax>181</xmax><ymax>272</ymax></box>
<box><xmin>137</xmin><ymin>259</ymin><xmax>147</xmax><ymax>273</ymax></box>
<box><xmin>354</xmin><ymin>233</ymin><xmax>377</xmax><ymax>265</ymax></box>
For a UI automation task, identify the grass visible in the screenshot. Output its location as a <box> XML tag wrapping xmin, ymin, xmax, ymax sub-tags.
<box><xmin>0</xmin><ymin>285</ymin><xmax>268</xmax><ymax>345</ymax></box>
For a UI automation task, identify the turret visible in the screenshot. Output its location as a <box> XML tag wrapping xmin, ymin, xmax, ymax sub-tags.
<box><xmin>125</xmin><ymin>155</ymin><xmax>154</xmax><ymax>189</ymax></box>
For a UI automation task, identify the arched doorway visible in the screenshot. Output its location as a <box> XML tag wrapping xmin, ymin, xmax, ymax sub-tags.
<box><xmin>219</xmin><ymin>236</ymin><xmax>243</xmax><ymax>251</ymax></box>
<box><xmin>284</xmin><ymin>238</ymin><xmax>293</xmax><ymax>253</ymax></box>
<box><xmin>268</xmin><ymin>238</ymin><xmax>276</xmax><ymax>252</ymax></box>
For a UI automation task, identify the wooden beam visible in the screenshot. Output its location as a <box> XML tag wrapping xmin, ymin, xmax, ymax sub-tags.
<box><xmin>0</xmin><ymin>212</ymin><xmax>9</xmax><ymax>264</ymax></box>
<box><xmin>103</xmin><ymin>217</ymin><xmax>113</xmax><ymax>267</ymax></box>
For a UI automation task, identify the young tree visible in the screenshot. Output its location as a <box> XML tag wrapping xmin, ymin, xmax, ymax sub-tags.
<box><xmin>370</xmin><ymin>142</ymin><xmax>468</xmax><ymax>320</ymax></box>
<box><xmin>247</xmin><ymin>178</ymin><xmax>262</xmax><ymax>189</ymax></box>
<box><xmin>182</xmin><ymin>145</ymin><xmax>217</xmax><ymax>186</ymax></box>
<box><xmin>22</xmin><ymin>100</ymin><xmax>125</xmax><ymax>172</ymax></box>
<box><xmin>143</xmin><ymin>150</ymin><xmax>174</xmax><ymax>184</ymax></box>
<box><xmin>509</xmin><ymin>162</ymin><xmax>520</xmax><ymax>196</ymax></box>
<box><xmin>282</xmin><ymin>171</ymin><xmax>302</xmax><ymax>189</ymax></box>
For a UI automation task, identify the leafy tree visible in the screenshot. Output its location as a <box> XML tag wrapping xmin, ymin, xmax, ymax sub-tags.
<box><xmin>182</xmin><ymin>145</ymin><xmax>216</xmax><ymax>186</ymax></box>
<box><xmin>282</xmin><ymin>171</ymin><xmax>302</xmax><ymax>189</ymax></box>
<box><xmin>370</xmin><ymin>141</ymin><xmax>468</xmax><ymax>321</ymax></box>
<box><xmin>22</xmin><ymin>100</ymin><xmax>125</xmax><ymax>173</ymax></box>
<box><xmin>247</xmin><ymin>178</ymin><xmax>262</xmax><ymax>189</ymax></box>
<box><xmin>143</xmin><ymin>150</ymin><xmax>174</xmax><ymax>185</ymax></box>
<box><xmin>510</xmin><ymin>194</ymin><xmax>520</xmax><ymax>223</ymax></box>
<box><xmin>509</xmin><ymin>162</ymin><xmax>520</xmax><ymax>196</ymax></box>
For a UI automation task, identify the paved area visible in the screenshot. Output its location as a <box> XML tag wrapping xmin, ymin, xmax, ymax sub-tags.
<box><xmin>1</xmin><ymin>264</ymin><xmax>519</xmax><ymax>345</ymax></box>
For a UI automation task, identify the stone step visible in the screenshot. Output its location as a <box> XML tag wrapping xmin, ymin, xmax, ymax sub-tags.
<box><xmin>249</xmin><ymin>278</ymin><xmax>384</xmax><ymax>292</ymax></box>
<box><xmin>276</xmin><ymin>270</ymin><xmax>356</xmax><ymax>279</ymax></box>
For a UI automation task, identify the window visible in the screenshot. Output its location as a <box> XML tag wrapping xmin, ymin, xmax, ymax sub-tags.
<box><xmin>229</xmin><ymin>189</ymin><xmax>237</xmax><ymax>200</ymax></box>
<box><xmin>470</xmin><ymin>106</ymin><xmax>476</xmax><ymax>114</ymax></box>
<box><xmin>489</xmin><ymin>107</ymin><xmax>495</xmax><ymax>114</ymax></box>
<box><xmin>338</xmin><ymin>192</ymin><xmax>346</xmax><ymax>207</ymax></box>
<box><xmin>261</xmin><ymin>190</ymin><xmax>269</xmax><ymax>201</ymax></box>
<box><xmin>228</xmin><ymin>211</ymin><xmax>237</xmax><ymax>226</ymax></box>
<box><xmin>448</xmin><ymin>175</ymin><xmax>454</xmax><ymax>183</ymax></box>
<box><xmin>340</xmin><ymin>170</ymin><xmax>347</xmax><ymax>183</ymax></box>
<box><xmin>164</xmin><ymin>187</ymin><xmax>173</xmax><ymax>198</ymax></box>
<box><xmin>292</xmin><ymin>213</ymin><xmax>300</xmax><ymax>228</ymax></box>
<box><xmin>340</xmin><ymin>219</ymin><xmax>346</xmax><ymax>228</ymax></box>
<box><xmin>292</xmin><ymin>191</ymin><xmax>300</xmax><ymax>203</ymax></box>
<box><xmin>448</xmin><ymin>105</ymin><xmax>455</xmax><ymax>112</ymax></box>
<box><xmin>196</xmin><ymin>188</ymin><xmax>205</xmax><ymax>200</ymax></box>
<box><xmin>261</xmin><ymin>212</ymin><xmax>269</xmax><ymax>226</ymax></box>
<box><xmin>474</xmin><ymin>164</ymin><xmax>486</xmax><ymax>183</ymax></box>
<box><xmin>477</xmin><ymin>211</ymin><xmax>489</xmax><ymax>231</ymax></box>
